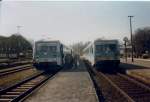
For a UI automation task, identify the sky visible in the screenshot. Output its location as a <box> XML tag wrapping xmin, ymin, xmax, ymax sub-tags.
<box><xmin>0</xmin><ymin>1</ymin><xmax>150</xmax><ymax>45</ymax></box>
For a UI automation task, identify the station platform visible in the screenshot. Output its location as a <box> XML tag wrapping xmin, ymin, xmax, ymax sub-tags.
<box><xmin>24</xmin><ymin>61</ymin><xmax>98</xmax><ymax>102</ymax></box>
<box><xmin>120</xmin><ymin>58</ymin><xmax>150</xmax><ymax>68</ymax></box>
<box><xmin>120</xmin><ymin>58</ymin><xmax>150</xmax><ymax>86</ymax></box>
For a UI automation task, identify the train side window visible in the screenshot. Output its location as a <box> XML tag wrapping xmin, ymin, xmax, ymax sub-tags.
<box><xmin>91</xmin><ymin>47</ymin><xmax>93</xmax><ymax>53</ymax></box>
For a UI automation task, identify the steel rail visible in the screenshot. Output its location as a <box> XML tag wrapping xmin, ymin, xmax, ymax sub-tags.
<box><xmin>93</xmin><ymin>69</ymin><xmax>134</xmax><ymax>102</ymax></box>
<box><xmin>0</xmin><ymin>65</ymin><xmax>32</xmax><ymax>77</ymax></box>
<box><xmin>84</xmin><ymin>60</ymin><xmax>150</xmax><ymax>102</ymax></box>
<box><xmin>0</xmin><ymin>71</ymin><xmax>58</xmax><ymax>102</ymax></box>
<box><xmin>105</xmin><ymin>73</ymin><xmax>150</xmax><ymax>102</ymax></box>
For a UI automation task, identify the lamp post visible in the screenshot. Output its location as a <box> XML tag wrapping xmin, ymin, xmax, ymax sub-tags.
<box><xmin>128</xmin><ymin>16</ymin><xmax>134</xmax><ymax>62</ymax></box>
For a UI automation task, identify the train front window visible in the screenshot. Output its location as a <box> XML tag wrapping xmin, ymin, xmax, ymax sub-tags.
<box><xmin>95</xmin><ymin>44</ymin><xmax>117</xmax><ymax>55</ymax></box>
<box><xmin>36</xmin><ymin>44</ymin><xmax>57</xmax><ymax>54</ymax></box>
<box><xmin>108</xmin><ymin>44</ymin><xmax>117</xmax><ymax>52</ymax></box>
<box><xmin>39</xmin><ymin>46</ymin><xmax>48</xmax><ymax>52</ymax></box>
<box><xmin>36</xmin><ymin>44</ymin><xmax>57</xmax><ymax>57</ymax></box>
<box><xmin>49</xmin><ymin>46</ymin><xmax>57</xmax><ymax>53</ymax></box>
<box><xmin>95</xmin><ymin>45</ymin><xmax>105</xmax><ymax>53</ymax></box>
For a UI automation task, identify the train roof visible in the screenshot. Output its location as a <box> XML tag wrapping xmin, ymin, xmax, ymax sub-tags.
<box><xmin>94</xmin><ymin>39</ymin><xmax>118</xmax><ymax>43</ymax></box>
<box><xmin>35</xmin><ymin>40</ymin><xmax>61</xmax><ymax>44</ymax></box>
<box><xmin>83</xmin><ymin>39</ymin><xmax>119</xmax><ymax>52</ymax></box>
<box><xmin>34</xmin><ymin>40</ymin><xmax>73</xmax><ymax>51</ymax></box>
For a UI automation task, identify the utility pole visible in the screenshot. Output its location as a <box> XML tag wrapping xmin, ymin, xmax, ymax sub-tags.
<box><xmin>128</xmin><ymin>16</ymin><xmax>134</xmax><ymax>62</ymax></box>
<box><xmin>17</xmin><ymin>26</ymin><xmax>22</xmax><ymax>34</ymax></box>
<box><xmin>16</xmin><ymin>26</ymin><xmax>22</xmax><ymax>60</ymax></box>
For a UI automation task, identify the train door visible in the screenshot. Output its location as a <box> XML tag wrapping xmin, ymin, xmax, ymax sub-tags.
<box><xmin>60</xmin><ymin>44</ymin><xmax>64</xmax><ymax>65</ymax></box>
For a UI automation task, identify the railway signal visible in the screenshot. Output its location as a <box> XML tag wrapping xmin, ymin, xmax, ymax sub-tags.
<box><xmin>123</xmin><ymin>37</ymin><xmax>129</xmax><ymax>62</ymax></box>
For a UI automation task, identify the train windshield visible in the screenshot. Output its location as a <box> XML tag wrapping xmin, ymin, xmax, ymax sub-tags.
<box><xmin>95</xmin><ymin>44</ymin><xmax>117</xmax><ymax>56</ymax></box>
<box><xmin>37</xmin><ymin>45</ymin><xmax>57</xmax><ymax>53</ymax></box>
<box><xmin>36</xmin><ymin>44</ymin><xmax>57</xmax><ymax>58</ymax></box>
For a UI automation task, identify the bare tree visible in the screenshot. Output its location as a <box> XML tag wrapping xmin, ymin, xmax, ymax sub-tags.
<box><xmin>0</xmin><ymin>34</ymin><xmax>32</xmax><ymax>58</ymax></box>
<box><xmin>71</xmin><ymin>41</ymin><xmax>90</xmax><ymax>56</ymax></box>
<box><xmin>133</xmin><ymin>27</ymin><xmax>150</xmax><ymax>57</ymax></box>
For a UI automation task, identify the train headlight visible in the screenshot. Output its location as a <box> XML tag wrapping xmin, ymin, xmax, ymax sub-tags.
<box><xmin>35</xmin><ymin>59</ymin><xmax>39</xmax><ymax>63</ymax></box>
<box><xmin>95</xmin><ymin>57</ymin><xmax>101</xmax><ymax>62</ymax></box>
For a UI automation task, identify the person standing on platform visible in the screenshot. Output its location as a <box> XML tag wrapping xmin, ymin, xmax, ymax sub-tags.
<box><xmin>74</xmin><ymin>54</ymin><xmax>79</xmax><ymax>68</ymax></box>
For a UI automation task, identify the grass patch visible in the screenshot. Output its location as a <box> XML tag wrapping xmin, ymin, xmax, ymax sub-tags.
<box><xmin>0</xmin><ymin>68</ymin><xmax>40</xmax><ymax>89</ymax></box>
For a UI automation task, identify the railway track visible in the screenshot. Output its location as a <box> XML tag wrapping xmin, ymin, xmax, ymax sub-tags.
<box><xmin>0</xmin><ymin>60</ymin><xmax>32</xmax><ymax>69</ymax></box>
<box><xmin>0</xmin><ymin>71</ymin><xmax>57</xmax><ymax>102</ymax></box>
<box><xmin>105</xmin><ymin>73</ymin><xmax>150</xmax><ymax>102</ymax></box>
<box><xmin>93</xmin><ymin>69</ymin><xmax>150</xmax><ymax>102</ymax></box>
<box><xmin>84</xmin><ymin>60</ymin><xmax>150</xmax><ymax>102</ymax></box>
<box><xmin>0</xmin><ymin>65</ymin><xmax>32</xmax><ymax>77</ymax></box>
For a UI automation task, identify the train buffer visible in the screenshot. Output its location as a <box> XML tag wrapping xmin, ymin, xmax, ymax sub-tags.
<box><xmin>24</xmin><ymin>60</ymin><xmax>99</xmax><ymax>102</ymax></box>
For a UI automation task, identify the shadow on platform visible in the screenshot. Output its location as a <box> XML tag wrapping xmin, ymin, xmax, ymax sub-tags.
<box><xmin>61</xmin><ymin>61</ymin><xmax>87</xmax><ymax>72</ymax></box>
<box><xmin>119</xmin><ymin>62</ymin><xmax>150</xmax><ymax>73</ymax></box>
<box><xmin>61</xmin><ymin>67</ymin><xmax>87</xmax><ymax>72</ymax></box>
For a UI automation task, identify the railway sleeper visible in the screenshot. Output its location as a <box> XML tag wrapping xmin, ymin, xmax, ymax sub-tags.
<box><xmin>0</xmin><ymin>98</ymin><xmax>13</xmax><ymax>102</ymax></box>
<box><xmin>0</xmin><ymin>94</ymin><xmax>19</xmax><ymax>98</ymax></box>
<box><xmin>6</xmin><ymin>92</ymin><xmax>22</xmax><ymax>94</ymax></box>
<box><xmin>120</xmin><ymin>87</ymin><xmax>149</xmax><ymax>93</ymax></box>
<box><xmin>24</xmin><ymin>82</ymin><xmax>36</xmax><ymax>85</ymax></box>
<box><xmin>127</xmin><ymin>91</ymin><xmax>150</xmax><ymax>96</ymax></box>
<box><xmin>114</xmin><ymin>83</ymin><xmax>137</xmax><ymax>87</ymax></box>
<box><xmin>12</xmin><ymin>89</ymin><xmax>28</xmax><ymax>92</ymax></box>
<box><xmin>17</xmin><ymin>86</ymin><xmax>31</xmax><ymax>88</ymax></box>
<box><xmin>131</xmin><ymin>95</ymin><xmax>150</xmax><ymax>102</ymax></box>
<box><xmin>119</xmin><ymin>74</ymin><xmax>150</xmax><ymax>90</ymax></box>
<box><xmin>21</xmin><ymin>85</ymin><xmax>34</xmax><ymax>87</ymax></box>
<box><xmin>110</xmin><ymin>80</ymin><xmax>149</xmax><ymax>92</ymax></box>
<box><xmin>95</xmin><ymin>73</ymin><xmax>135</xmax><ymax>102</ymax></box>
<box><xmin>118</xmin><ymin>86</ymin><xmax>145</xmax><ymax>90</ymax></box>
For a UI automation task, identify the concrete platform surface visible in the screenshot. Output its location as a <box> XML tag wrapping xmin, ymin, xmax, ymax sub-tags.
<box><xmin>24</xmin><ymin>62</ymin><xmax>98</xmax><ymax>102</ymax></box>
<box><xmin>121</xmin><ymin>58</ymin><xmax>150</xmax><ymax>68</ymax></box>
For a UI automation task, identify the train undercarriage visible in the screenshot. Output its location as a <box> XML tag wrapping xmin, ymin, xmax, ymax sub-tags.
<box><xmin>33</xmin><ymin>62</ymin><xmax>62</xmax><ymax>72</ymax></box>
<box><xmin>94</xmin><ymin>60</ymin><xmax>120</xmax><ymax>73</ymax></box>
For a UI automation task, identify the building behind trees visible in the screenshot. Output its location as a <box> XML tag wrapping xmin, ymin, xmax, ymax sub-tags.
<box><xmin>121</xmin><ymin>27</ymin><xmax>150</xmax><ymax>59</ymax></box>
<box><xmin>133</xmin><ymin>27</ymin><xmax>150</xmax><ymax>58</ymax></box>
<box><xmin>0</xmin><ymin>34</ymin><xmax>32</xmax><ymax>59</ymax></box>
